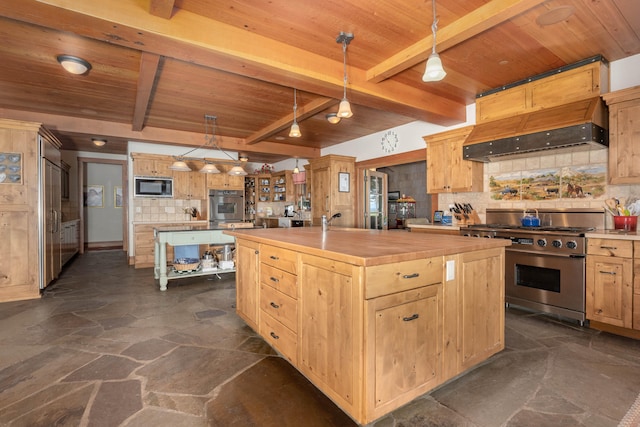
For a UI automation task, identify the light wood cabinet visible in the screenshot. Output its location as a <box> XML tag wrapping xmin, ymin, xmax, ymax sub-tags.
<box><xmin>0</xmin><ymin>119</ymin><xmax>62</xmax><ymax>302</ymax></box>
<box><xmin>134</xmin><ymin>222</ymin><xmax>203</xmax><ymax>268</ymax></box>
<box><xmin>308</xmin><ymin>154</ymin><xmax>355</xmax><ymax>226</ymax></box>
<box><xmin>603</xmin><ymin>86</ymin><xmax>640</xmax><ymax>184</ymax></box>
<box><xmin>586</xmin><ymin>238</ymin><xmax>634</xmax><ymax>328</ymax></box>
<box><xmin>425</xmin><ymin>126</ymin><xmax>482</xmax><ymax>193</ymax></box>
<box><xmin>634</xmin><ymin>241</ymin><xmax>640</xmax><ymax>331</ymax></box>
<box><xmin>235</xmin><ymin>238</ymin><xmax>260</xmax><ymax>330</ymax></box>
<box><xmin>173</xmin><ymin>165</ymin><xmax>206</xmax><ymax>200</ymax></box>
<box><xmin>271</xmin><ymin>170</ymin><xmax>294</xmax><ymax>202</ymax></box>
<box><xmin>132</xmin><ymin>154</ymin><xmax>173</xmax><ymax>177</ymax></box>
<box><xmin>206</xmin><ymin>165</ymin><xmax>244</xmax><ymax>189</ymax></box>
<box><xmin>476</xmin><ymin>60</ymin><xmax>607</xmax><ymax>123</ymax></box>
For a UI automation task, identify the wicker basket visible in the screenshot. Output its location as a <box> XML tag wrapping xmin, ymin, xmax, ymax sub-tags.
<box><xmin>173</xmin><ymin>258</ymin><xmax>200</xmax><ymax>272</ymax></box>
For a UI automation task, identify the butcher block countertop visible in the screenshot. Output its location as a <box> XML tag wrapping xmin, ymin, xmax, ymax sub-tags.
<box><xmin>224</xmin><ymin>226</ymin><xmax>510</xmax><ymax>266</ymax></box>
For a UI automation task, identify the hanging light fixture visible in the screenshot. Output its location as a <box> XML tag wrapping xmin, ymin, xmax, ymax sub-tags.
<box><xmin>422</xmin><ymin>0</ymin><xmax>447</xmax><ymax>82</ymax></box>
<box><xmin>169</xmin><ymin>115</ymin><xmax>246</xmax><ymax>175</ymax></box>
<box><xmin>57</xmin><ymin>55</ymin><xmax>92</xmax><ymax>75</ymax></box>
<box><xmin>289</xmin><ymin>88</ymin><xmax>301</xmax><ymax>138</ymax></box>
<box><xmin>293</xmin><ymin>159</ymin><xmax>300</xmax><ymax>174</ymax></box>
<box><xmin>336</xmin><ymin>32</ymin><xmax>354</xmax><ymax>118</ymax></box>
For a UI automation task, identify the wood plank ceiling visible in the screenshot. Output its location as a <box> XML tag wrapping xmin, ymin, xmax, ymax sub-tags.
<box><xmin>0</xmin><ymin>0</ymin><xmax>638</xmax><ymax>163</ymax></box>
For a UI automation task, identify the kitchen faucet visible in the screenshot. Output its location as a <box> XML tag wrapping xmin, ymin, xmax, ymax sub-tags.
<box><xmin>322</xmin><ymin>212</ymin><xmax>342</xmax><ymax>231</ymax></box>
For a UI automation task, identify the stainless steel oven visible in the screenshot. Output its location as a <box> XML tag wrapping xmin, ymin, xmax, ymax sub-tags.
<box><xmin>461</xmin><ymin>208</ymin><xmax>604</xmax><ymax>324</ymax></box>
<box><xmin>209</xmin><ymin>189</ymin><xmax>243</xmax><ymax>225</ymax></box>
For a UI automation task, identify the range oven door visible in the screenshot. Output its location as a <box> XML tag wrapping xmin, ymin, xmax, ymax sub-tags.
<box><xmin>209</xmin><ymin>190</ymin><xmax>243</xmax><ymax>223</ymax></box>
<box><xmin>505</xmin><ymin>249</ymin><xmax>586</xmax><ymax>321</ymax></box>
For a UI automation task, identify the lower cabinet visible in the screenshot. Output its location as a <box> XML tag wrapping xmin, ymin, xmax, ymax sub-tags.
<box><xmin>586</xmin><ymin>238</ymin><xmax>634</xmax><ymax>329</ymax></box>
<box><xmin>61</xmin><ymin>220</ymin><xmax>80</xmax><ymax>266</ymax></box>
<box><xmin>235</xmin><ymin>238</ymin><xmax>260</xmax><ymax>330</ymax></box>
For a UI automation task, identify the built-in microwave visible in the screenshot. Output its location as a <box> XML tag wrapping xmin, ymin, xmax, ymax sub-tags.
<box><xmin>134</xmin><ymin>176</ymin><xmax>173</xmax><ymax>198</ymax></box>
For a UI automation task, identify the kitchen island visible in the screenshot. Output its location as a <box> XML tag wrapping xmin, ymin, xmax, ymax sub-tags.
<box><xmin>154</xmin><ymin>225</ymin><xmax>237</xmax><ymax>291</ymax></box>
<box><xmin>224</xmin><ymin>227</ymin><xmax>510</xmax><ymax>425</ymax></box>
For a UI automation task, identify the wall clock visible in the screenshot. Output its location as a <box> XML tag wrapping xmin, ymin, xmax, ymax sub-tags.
<box><xmin>381</xmin><ymin>130</ymin><xmax>399</xmax><ymax>153</ymax></box>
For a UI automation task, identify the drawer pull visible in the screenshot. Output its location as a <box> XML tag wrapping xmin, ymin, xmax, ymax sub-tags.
<box><xmin>599</xmin><ymin>246</ymin><xmax>617</xmax><ymax>250</ymax></box>
<box><xmin>403</xmin><ymin>313</ymin><xmax>420</xmax><ymax>322</ymax></box>
<box><xmin>270</xmin><ymin>255</ymin><xmax>279</xmax><ymax>260</ymax></box>
<box><xmin>270</xmin><ymin>331</ymin><xmax>279</xmax><ymax>340</ymax></box>
<box><xmin>270</xmin><ymin>301</ymin><xmax>280</xmax><ymax>309</ymax></box>
<box><xmin>270</xmin><ymin>276</ymin><xmax>280</xmax><ymax>283</ymax></box>
<box><xmin>599</xmin><ymin>270</ymin><xmax>616</xmax><ymax>275</ymax></box>
<box><xmin>402</xmin><ymin>273</ymin><xmax>420</xmax><ymax>279</ymax></box>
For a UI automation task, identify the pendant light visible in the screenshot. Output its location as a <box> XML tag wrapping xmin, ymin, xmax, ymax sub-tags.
<box><xmin>293</xmin><ymin>159</ymin><xmax>300</xmax><ymax>174</ymax></box>
<box><xmin>336</xmin><ymin>32</ymin><xmax>354</xmax><ymax>118</ymax></box>
<box><xmin>289</xmin><ymin>88</ymin><xmax>301</xmax><ymax>138</ymax></box>
<box><xmin>422</xmin><ymin>0</ymin><xmax>447</xmax><ymax>82</ymax></box>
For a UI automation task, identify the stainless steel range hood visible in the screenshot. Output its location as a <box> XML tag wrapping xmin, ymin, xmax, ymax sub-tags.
<box><xmin>463</xmin><ymin>97</ymin><xmax>608</xmax><ymax>162</ymax></box>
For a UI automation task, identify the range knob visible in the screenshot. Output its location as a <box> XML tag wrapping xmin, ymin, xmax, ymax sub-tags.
<box><xmin>566</xmin><ymin>240</ymin><xmax>578</xmax><ymax>250</ymax></box>
<box><xmin>537</xmin><ymin>238</ymin><xmax>547</xmax><ymax>247</ymax></box>
<box><xmin>552</xmin><ymin>240</ymin><xmax>563</xmax><ymax>248</ymax></box>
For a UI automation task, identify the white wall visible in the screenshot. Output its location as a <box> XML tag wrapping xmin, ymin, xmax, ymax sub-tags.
<box><xmin>85</xmin><ymin>163</ymin><xmax>123</xmax><ymax>243</ymax></box>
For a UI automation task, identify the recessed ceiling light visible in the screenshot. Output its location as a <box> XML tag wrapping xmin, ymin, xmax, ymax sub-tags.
<box><xmin>536</xmin><ymin>6</ymin><xmax>575</xmax><ymax>26</ymax></box>
<box><xmin>275</xmin><ymin>136</ymin><xmax>285</xmax><ymax>140</ymax></box>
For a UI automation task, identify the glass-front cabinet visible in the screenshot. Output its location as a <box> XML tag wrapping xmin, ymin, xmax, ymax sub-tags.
<box><xmin>363</xmin><ymin>170</ymin><xmax>388</xmax><ymax>229</ymax></box>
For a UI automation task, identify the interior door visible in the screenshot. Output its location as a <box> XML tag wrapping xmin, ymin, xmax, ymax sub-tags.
<box><xmin>363</xmin><ymin>170</ymin><xmax>388</xmax><ymax>229</ymax></box>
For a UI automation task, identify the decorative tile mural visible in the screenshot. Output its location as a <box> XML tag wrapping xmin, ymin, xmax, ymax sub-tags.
<box><xmin>489</xmin><ymin>164</ymin><xmax>606</xmax><ymax>201</ymax></box>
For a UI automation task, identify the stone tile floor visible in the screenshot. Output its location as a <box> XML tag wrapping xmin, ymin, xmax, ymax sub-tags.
<box><xmin>1</xmin><ymin>250</ymin><xmax>639</xmax><ymax>426</ymax></box>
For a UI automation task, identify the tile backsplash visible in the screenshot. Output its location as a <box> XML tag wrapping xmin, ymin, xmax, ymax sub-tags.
<box><xmin>133</xmin><ymin>198</ymin><xmax>203</xmax><ymax>223</ymax></box>
<box><xmin>439</xmin><ymin>148</ymin><xmax>639</xmax><ymax>225</ymax></box>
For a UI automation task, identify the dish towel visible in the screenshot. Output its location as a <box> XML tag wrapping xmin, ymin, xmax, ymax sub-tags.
<box><xmin>173</xmin><ymin>245</ymin><xmax>199</xmax><ymax>261</ymax></box>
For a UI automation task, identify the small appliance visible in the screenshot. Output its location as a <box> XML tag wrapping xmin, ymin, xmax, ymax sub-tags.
<box><xmin>134</xmin><ymin>176</ymin><xmax>173</xmax><ymax>198</ymax></box>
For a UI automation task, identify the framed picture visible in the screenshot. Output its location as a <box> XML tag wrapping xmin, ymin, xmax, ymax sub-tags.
<box><xmin>114</xmin><ymin>186</ymin><xmax>123</xmax><ymax>208</ymax></box>
<box><xmin>339</xmin><ymin>172</ymin><xmax>350</xmax><ymax>192</ymax></box>
<box><xmin>85</xmin><ymin>185</ymin><xmax>103</xmax><ymax>208</ymax></box>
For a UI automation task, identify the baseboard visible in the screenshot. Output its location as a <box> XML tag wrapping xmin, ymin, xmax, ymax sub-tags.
<box><xmin>86</xmin><ymin>241</ymin><xmax>123</xmax><ymax>251</ymax></box>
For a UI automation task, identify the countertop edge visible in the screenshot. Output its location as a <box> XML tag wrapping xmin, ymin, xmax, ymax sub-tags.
<box><xmin>586</xmin><ymin>229</ymin><xmax>640</xmax><ymax>240</ymax></box>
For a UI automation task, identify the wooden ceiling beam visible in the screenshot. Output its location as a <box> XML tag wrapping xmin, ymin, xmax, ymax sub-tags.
<box><xmin>1</xmin><ymin>0</ymin><xmax>465</xmax><ymax>125</ymax></box>
<box><xmin>245</xmin><ymin>97</ymin><xmax>337</xmax><ymax>145</ymax></box>
<box><xmin>0</xmin><ymin>108</ymin><xmax>320</xmax><ymax>159</ymax></box>
<box><xmin>366</xmin><ymin>0</ymin><xmax>547</xmax><ymax>83</ymax></box>
<box><xmin>132</xmin><ymin>52</ymin><xmax>161</xmax><ymax>132</ymax></box>
<box><xmin>149</xmin><ymin>0</ymin><xmax>175</xmax><ymax>19</ymax></box>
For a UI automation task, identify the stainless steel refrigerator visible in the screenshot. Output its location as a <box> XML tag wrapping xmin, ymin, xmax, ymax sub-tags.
<box><xmin>363</xmin><ymin>170</ymin><xmax>388</xmax><ymax>229</ymax></box>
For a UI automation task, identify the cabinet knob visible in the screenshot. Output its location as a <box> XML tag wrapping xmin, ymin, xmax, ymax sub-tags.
<box><xmin>270</xmin><ymin>301</ymin><xmax>280</xmax><ymax>309</ymax></box>
<box><xmin>270</xmin><ymin>331</ymin><xmax>280</xmax><ymax>340</ymax></box>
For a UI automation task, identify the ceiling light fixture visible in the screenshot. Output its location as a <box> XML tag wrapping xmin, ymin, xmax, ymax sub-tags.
<box><xmin>169</xmin><ymin>115</ymin><xmax>246</xmax><ymax>175</ymax></box>
<box><xmin>293</xmin><ymin>159</ymin><xmax>300</xmax><ymax>174</ymax></box>
<box><xmin>422</xmin><ymin>0</ymin><xmax>447</xmax><ymax>82</ymax></box>
<box><xmin>91</xmin><ymin>138</ymin><xmax>106</xmax><ymax>147</ymax></box>
<box><xmin>336</xmin><ymin>31</ymin><xmax>354</xmax><ymax>118</ymax></box>
<box><xmin>289</xmin><ymin>88</ymin><xmax>301</xmax><ymax>138</ymax></box>
<box><xmin>239</xmin><ymin>155</ymin><xmax>249</xmax><ymax>162</ymax></box>
<box><xmin>57</xmin><ymin>55</ymin><xmax>92</xmax><ymax>75</ymax></box>
<box><xmin>326</xmin><ymin>113</ymin><xmax>341</xmax><ymax>124</ymax></box>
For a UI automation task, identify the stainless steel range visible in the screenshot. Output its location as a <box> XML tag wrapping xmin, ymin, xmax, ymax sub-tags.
<box><xmin>461</xmin><ymin>208</ymin><xmax>604</xmax><ymax>324</ymax></box>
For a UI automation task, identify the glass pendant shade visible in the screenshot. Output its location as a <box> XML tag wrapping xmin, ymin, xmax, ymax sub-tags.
<box><xmin>326</xmin><ymin>113</ymin><xmax>341</xmax><ymax>124</ymax></box>
<box><xmin>289</xmin><ymin>122</ymin><xmax>301</xmax><ymax>138</ymax></box>
<box><xmin>169</xmin><ymin>160</ymin><xmax>192</xmax><ymax>171</ymax></box>
<box><xmin>199</xmin><ymin>163</ymin><xmax>220</xmax><ymax>174</ymax></box>
<box><xmin>228</xmin><ymin>165</ymin><xmax>247</xmax><ymax>176</ymax></box>
<box><xmin>422</xmin><ymin>53</ymin><xmax>447</xmax><ymax>82</ymax></box>
<box><xmin>337</xmin><ymin>99</ymin><xmax>353</xmax><ymax>118</ymax></box>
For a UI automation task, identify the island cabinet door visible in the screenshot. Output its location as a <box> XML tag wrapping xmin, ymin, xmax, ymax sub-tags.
<box><xmin>457</xmin><ymin>248</ymin><xmax>505</xmax><ymax>371</ymax></box>
<box><xmin>235</xmin><ymin>238</ymin><xmax>260</xmax><ymax>330</ymax></box>
<box><xmin>298</xmin><ymin>253</ymin><xmax>362</xmax><ymax>420</ymax></box>
<box><xmin>365</xmin><ymin>284</ymin><xmax>442</xmax><ymax>421</ymax></box>
<box><xmin>586</xmin><ymin>255</ymin><xmax>633</xmax><ymax>328</ymax></box>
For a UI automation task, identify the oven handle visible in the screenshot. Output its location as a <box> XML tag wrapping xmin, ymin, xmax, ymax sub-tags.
<box><xmin>507</xmin><ymin>249</ymin><xmax>585</xmax><ymax>259</ymax></box>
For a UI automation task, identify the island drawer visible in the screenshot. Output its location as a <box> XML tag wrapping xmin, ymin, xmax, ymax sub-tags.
<box><xmin>260</xmin><ymin>263</ymin><xmax>298</xmax><ymax>298</ymax></box>
<box><xmin>260</xmin><ymin>282</ymin><xmax>297</xmax><ymax>332</ymax></box>
<box><xmin>260</xmin><ymin>310</ymin><xmax>297</xmax><ymax>364</ymax></box>
<box><xmin>260</xmin><ymin>244</ymin><xmax>298</xmax><ymax>274</ymax></box>
<box><xmin>587</xmin><ymin>238</ymin><xmax>633</xmax><ymax>258</ymax></box>
<box><xmin>365</xmin><ymin>256</ymin><xmax>443</xmax><ymax>299</ymax></box>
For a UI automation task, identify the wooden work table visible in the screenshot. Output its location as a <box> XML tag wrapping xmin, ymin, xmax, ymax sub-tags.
<box><xmin>225</xmin><ymin>227</ymin><xmax>510</xmax><ymax>425</ymax></box>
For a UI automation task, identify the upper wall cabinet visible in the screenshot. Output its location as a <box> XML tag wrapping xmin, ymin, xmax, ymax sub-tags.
<box><xmin>206</xmin><ymin>165</ymin><xmax>244</xmax><ymax>190</ymax></box>
<box><xmin>475</xmin><ymin>59</ymin><xmax>608</xmax><ymax>124</ymax></box>
<box><xmin>425</xmin><ymin>126</ymin><xmax>482</xmax><ymax>194</ymax></box>
<box><xmin>132</xmin><ymin>153</ymin><xmax>174</xmax><ymax>177</ymax></box>
<box><xmin>603</xmin><ymin>86</ymin><xmax>640</xmax><ymax>185</ymax></box>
